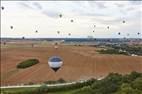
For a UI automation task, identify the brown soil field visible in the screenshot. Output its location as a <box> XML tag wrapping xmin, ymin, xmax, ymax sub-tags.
<box><xmin>1</xmin><ymin>42</ymin><xmax>142</xmax><ymax>86</ymax></box>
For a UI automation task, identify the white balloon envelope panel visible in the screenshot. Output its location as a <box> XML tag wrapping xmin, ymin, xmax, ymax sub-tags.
<box><xmin>48</xmin><ymin>56</ymin><xmax>63</xmax><ymax>72</ymax></box>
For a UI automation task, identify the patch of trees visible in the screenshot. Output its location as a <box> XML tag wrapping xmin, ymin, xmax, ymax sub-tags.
<box><xmin>108</xmin><ymin>44</ymin><xmax>142</xmax><ymax>56</ymax></box>
<box><xmin>17</xmin><ymin>59</ymin><xmax>39</xmax><ymax>69</ymax></box>
<box><xmin>98</xmin><ymin>48</ymin><xmax>128</xmax><ymax>55</ymax></box>
<box><xmin>97</xmin><ymin>44</ymin><xmax>142</xmax><ymax>56</ymax></box>
<box><xmin>72</xmin><ymin>71</ymin><xmax>142</xmax><ymax>94</ymax></box>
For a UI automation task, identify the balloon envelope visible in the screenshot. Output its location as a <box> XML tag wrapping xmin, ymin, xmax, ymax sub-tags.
<box><xmin>107</xmin><ymin>26</ymin><xmax>109</xmax><ymax>29</ymax></box>
<box><xmin>1</xmin><ymin>6</ymin><xmax>4</xmax><ymax>10</ymax></box>
<box><xmin>68</xmin><ymin>33</ymin><xmax>71</xmax><ymax>36</ymax></box>
<box><xmin>59</xmin><ymin>14</ymin><xmax>62</xmax><ymax>18</ymax></box>
<box><xmin>70</xmin><ymin>19</ymin><xmax>73</xmax><ymax>22</ymax></box>
<box><xmin>35</xmin><ymin>30</ymin><xmax>38</xmax><ymax>33</ymax></box>
<box><xmin>123</xmin><ymin>20</ymin><xmax>125</xmax><ymax>23</ymax></box>
<box><xmin>57</xmin><ymin>31</ymin><xmax>60</xmax><ymax>34</ymax></box>
<box><xmin>48</xmin><ymin>56</ymin><xmax>63</xmax><ymax>72</ymax></box>
<box><xmin>10</xmin><ymin>26</ymin><xmax>13</xmax><ymax>29</ymax></box>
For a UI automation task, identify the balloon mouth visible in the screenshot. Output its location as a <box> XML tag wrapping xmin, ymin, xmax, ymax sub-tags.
<box><xmin>48</xmin><ymin>61</ymin><xmax>63</xmax><ymax>72</ymax></box>
<box><xmin>51</xmin><ymin>67</ymin><xmax>60</xmax><ymax>72</ymax></box>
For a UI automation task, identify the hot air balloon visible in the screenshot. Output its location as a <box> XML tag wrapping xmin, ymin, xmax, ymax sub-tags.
<box><xmin>94</xmin><ymin>25</ymin><xmax>96</xmax><ymax>27</ymax></box>
<box><xmin>118</xmin><ymin>32</ymin><xmax>121</xmax><ymax>35</ymax></box>
<box><xmin>137</xmin><ymin>32</ymin><xmax>140</xmax><ymax>35</ymax></box>
<box><xmin>31</xmin><ymin>44</ymin><xmax>34</xmax><ymax>48</ymax></box>
<box><xmin>54</xmin><ymin>42</ymin><xmax>58</xmax><ymax>49</ymax></box>
<box><xmin>57</xmin><ymin>31</ymin><xmax>60</xmax><ymax>34</ymax></box>
<box><xmin>22</xmin><ymin>37</ymin><xmax>25</xmax><ymax>39</ymax></box>
<box><xmin>70</xmin><ymin>19</ymin><xmax>74</xmax><ymax>22</ymax></box>
<box><xmin>68</xmin><ymin>33</ymin><xmax>71</xmax><ymax>36</ymax></box>
<box><xmin>10</xmin><ymin>26</ymin><xmax>13</xmax><ymax>29</ymax></box>
<box><xmin>107</xmin><ymin>26</ymin><xmax>109</xmax><ymax>29</ymax></box>
<box><xmin>48</xmin><ymin>56</ymin><xmax>63</xmax><ymax>72</ymax></box>
<box><xmin>3</xmin><ymin>42</ymin><xmax>6</xmax><ymax>45</ymax></box>
<box><xmin>123</xmin><ymin>20</ymin><xmax>125</xmax><ymax>23</ymax></box>
<box><xmin>59</xmin><ymin>14</ymin><xmax>62</xmax><ymax>18</ymax></box>
<box><xmin>35</xmin><ymin>30</ymin><xmax>38</xmax><ymax>33</ymax></box>
<box><xmin>1</xmin><ymin>6</ymin><xmax>4</xmax><ymax>10</ymax></box>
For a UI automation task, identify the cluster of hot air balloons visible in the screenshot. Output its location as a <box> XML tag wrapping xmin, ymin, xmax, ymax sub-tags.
<box><xmin>1</xmin><ymin>5</ymin><xmax>141</xmax><ymax>72</ymax></box>
<box><xmin>57</xmin><ymin>14</ymin><xmax>73</xmax><ymax>37</ymax></box>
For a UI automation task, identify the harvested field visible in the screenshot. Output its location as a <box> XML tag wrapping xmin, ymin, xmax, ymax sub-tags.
<box><xmin>1</xmin><ymin>42</ymin><xmax>142</xmax><ymax>86</ymax></box>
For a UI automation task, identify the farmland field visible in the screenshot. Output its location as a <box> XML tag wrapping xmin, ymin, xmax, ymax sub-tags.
<box><xmin>1</xmin><ymin>41</ymin><xmax>142</xmax><ymax>86</ymax></box>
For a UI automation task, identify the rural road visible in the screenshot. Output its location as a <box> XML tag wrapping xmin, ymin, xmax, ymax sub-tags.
<box><xmin>0</xmin><ymin>80</ymin><xmax>87</xmax><ymax>89</ymax></box>
<box><xmin>1</xmin><ymin>77</ymin><xmax>104</xmax><ymax>89</ymax></box>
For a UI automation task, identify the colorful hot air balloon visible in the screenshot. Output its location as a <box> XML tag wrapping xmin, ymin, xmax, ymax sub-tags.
<box><xmin>48</xmin><ymin>56</ymin><xmax>63</xmax><ymax>72</ymax></box>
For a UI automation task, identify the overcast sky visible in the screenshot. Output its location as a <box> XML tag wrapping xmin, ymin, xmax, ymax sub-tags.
<box><xmin>1</xmin><ymin>1</ymin><xmax>142</xmax><ymax>38</ymax></box>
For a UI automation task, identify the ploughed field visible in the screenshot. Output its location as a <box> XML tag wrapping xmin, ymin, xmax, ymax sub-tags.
<box><xmin>1</xmin><ymin>41</ymin><xmax>142</xmax><ymax>86</ymax></box>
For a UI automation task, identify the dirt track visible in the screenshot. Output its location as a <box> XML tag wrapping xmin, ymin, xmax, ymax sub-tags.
<box><xmin>1</xmin><ymin>43</ymin><xmax>142</xmax><ymax>86</ymax></box>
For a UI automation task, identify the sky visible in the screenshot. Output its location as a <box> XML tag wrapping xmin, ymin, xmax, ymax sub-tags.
<box><xmin>1</xmin><ymin>1</ymin><xmax>142</xmax><ymax>38</ymax></box>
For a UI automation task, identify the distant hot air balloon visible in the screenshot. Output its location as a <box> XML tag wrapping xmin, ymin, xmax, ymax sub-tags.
<box><xmin>31</xmin><ymin>44</ymin><xmax>34</xmax><ymax>48</ymax></box>
<box><xmin>94</xmin><ymin>25</ymin><xmax>96</xmax><ymax>27</ymax></box>
<box><xmin>10</xmin><ymin>26</ymin><xmax>13</xmax><ymax>29</ymax></box>
<box><xmin>1</xmin><ymin>6</ymin><xmax>4</xmax><ymax>10</ymax></box>
<box><xmin>35</xmin><ymin>30</ymin><xmax>38</xmax><ymax>33</ymax></box>
<box><xmin>118</xmin><ymin>32</ymin><xmax>121</xmax><ymax>35</ymax></box>
<box><xmin>57</xmin><ymin>31</ymin><xmax>60</xmax><ymax>34</ymax></box>
<box><xmin>59</xmin><ymin>14</ymin><xmax>62</xmax><ymax>18</ymax></box>
<box><xmin>22</xmin><ymin>37</ymin><xmax>25</xmax><ymax>39</ymax></box>
<box><xmin>48</xmin><ymin>56</ymin><xmax>63</xmax><ymax>72</ymax></box>
<box><xmin>123</xmin><ymin>20</ymin><xmax>125</xmax><ymax>23</ymax></box>
<box><xmin>68</xmin><ymin>33</ymin><xmax>71</xmax><ymax>36</ymax></box>
<box><xmin>54</xmin><ymin>42</ymin><xmax>58</xmax><ymax>49</ymax></box>
<box><xmin>70</xmin><ymin>19</ymin><xmax>74</xmax><ymax>22</ymax></box>
<box><xmin>3</xmin><ymin>42</ymin><xmax>6</xmax><ymax>45</ymax></box>
<box><xmin>137</xmin><ymin>32</ymin><xmax>140</xmax><ymax>35</ymax></box>
<box><xmin>107</xmin><ymin>26</ymin><xmax>109</xmax><ymax>29</ymax></box>
<box><xmin>127</xmin><ymin>33</ymin><xmax>130</xmax><ymax>36</ymax></box>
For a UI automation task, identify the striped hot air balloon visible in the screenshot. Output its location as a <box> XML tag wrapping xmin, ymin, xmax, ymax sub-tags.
<box><xmin>48</xmin><ymin>56</ymin><xmax>63</xmax><ymax>72</ymax></box>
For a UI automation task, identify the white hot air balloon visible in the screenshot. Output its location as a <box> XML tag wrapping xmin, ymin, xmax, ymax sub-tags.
<box><xmin>48</xmin><ymin>56</ymin><xmax>63</xmax><ymax>72</ymax></box>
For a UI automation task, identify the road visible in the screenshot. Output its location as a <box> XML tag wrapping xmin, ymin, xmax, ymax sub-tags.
<box><xmin>0</xmin><ymin>80</ymin><xmax>87</xmax><ymax>89</ymax></box>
